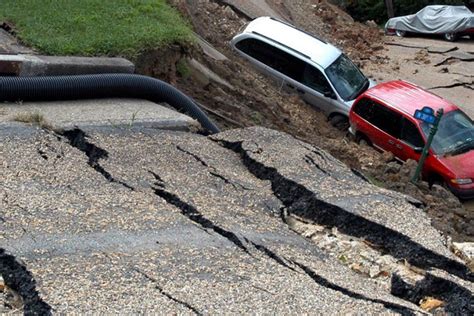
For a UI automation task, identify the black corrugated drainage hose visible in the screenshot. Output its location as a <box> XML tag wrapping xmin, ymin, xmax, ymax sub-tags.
<box><xmin>0</xmin><ymin>74</ymin><xmax>220</xmax><ymax>134</ymax></box>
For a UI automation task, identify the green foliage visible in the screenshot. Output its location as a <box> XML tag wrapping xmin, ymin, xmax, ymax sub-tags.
<box><xmin>344</xmin><ymin>0</ymin><xmax>469</xmax><ymax>24</ymax></box>
<box><xmin>0</xmin><ymin>0</ymin><xmax>194</xmax><ymax>58</ymax></box>
<box><xmin>176</xmin><ymin>58</ymin><xmax>191</xmax><ymax>78</ymax></box>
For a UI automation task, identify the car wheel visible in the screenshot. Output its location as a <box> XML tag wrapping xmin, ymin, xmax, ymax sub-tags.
<box><xmin>329</xmin><ymin>115</ymin><xmax>349</xmax><ymax>131</ymax></box>
<box><xmin>428</xmin><ymin>175</ymin><xmax>448</xmax><ymax>189</ymax></box>
<box><xmin>395</xmin><ymin>29</ymin><xmax>406</xmax><ymax>37</ymax></box>
<box><xmin>444</xmin><ymin>32</ymin><xmax>457</xmax><ymax>42</ymax></box>
<box><xmin>356</xmin><ymin>134</ymin><xmax>371</xmax><ymax>147</ymax></box>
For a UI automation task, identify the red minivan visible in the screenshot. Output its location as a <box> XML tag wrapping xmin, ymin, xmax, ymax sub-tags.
<box><xmin>349</xmin><ymin>80</ymin><xmax>474</xmax><ymax>199</ymax></box>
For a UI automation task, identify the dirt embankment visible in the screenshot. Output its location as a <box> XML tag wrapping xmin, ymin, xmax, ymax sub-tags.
<box><xmin>135</xmin><ymin>0</ymin><xmax>472</xmax><ymax>242</ymax></box>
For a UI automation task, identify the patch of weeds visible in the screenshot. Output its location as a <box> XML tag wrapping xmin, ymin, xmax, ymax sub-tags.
<box><xmin>365</xmin><ymin>174</ymin><xmax>385</xmax><ymax>188</ymax></box>
<box><xmin>128</xmin><ymin>110</ymin><xmax>139</xmax><ymax>129</ymax></box>
<box><xmin>250</xmin><ymin>111</ymin><xmax>264</xmax><ymax>125</ymax></box>
<box><xmin>13</xmin><ymin>111</ymin><xmax>52</xmax><ymax>130</ymax></box>
<box><xmin>176</xmin><ymin>59</ymin><xmax>191</xmax><ymax>79</ymax></box>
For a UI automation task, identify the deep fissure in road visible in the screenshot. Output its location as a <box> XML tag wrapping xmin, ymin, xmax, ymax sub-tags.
<box><xmin>215</xmin><ymin>140</ymin><xmax>473</xmax><ymax>303</ymax></box>
<box><xmin>0</xmin><ymin>249</ymin><xmax>52</xmax><ymax>314</ymax></box>
<box><xmin>148</xmin><ymin>170</ymin><xmax>251</xmax><ymax>255</ymax></box>
<box><xmin>133</xmin><ymin>268</ymin><xmax>202</xmax><ymax>315</ymax></box>
<box><xmin>176</xmin><ymin>145</ymin><xmax>251</xmax><ymax>190</ymax></box>
<box><xmin>149</xmin><ymin>145</ymin><xmax>424</xmax><ymax>314</ymax></box>
<box><xmin>391</xmin><ymin>272</ymin><xmax>474</xmax><ymax>314</ymax></box>
<box><xmin>244</xmin><ymin>238</ymin><xmax>296</xmax><ymax>272</ymax></box>
<box><xmin>57</xmin><ymin>129</ymin><xmax>135</xmax><ymax>190</ymax></box>
<box><xmin>246</xmin><ymin>236</ymin><xmax>417</xmax><ymax>314</ymax></box>
<box><xmin>292</xmin><ymin>260</ymin><xmax>417</xmax><ymax>315</ymax></box>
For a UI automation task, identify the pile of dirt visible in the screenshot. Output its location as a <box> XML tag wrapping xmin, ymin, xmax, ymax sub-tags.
<box><xmin>268</xmin><ymin>0</ymin><xmax>385</xmax><ymax>61</ymax></box>
<box><xmin>137</xmin><ymin>0</ymin><xmax>472</xmax><ymax>242</ymax></box>
<box><xmin>364</xmin><ymin>155</ymin><xmax>473</xmax><ymax>242</ymax></box>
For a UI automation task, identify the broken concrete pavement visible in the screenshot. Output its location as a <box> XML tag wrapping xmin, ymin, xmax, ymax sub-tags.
<box><xmin>1</xmin><ymin>125</ymin><xmax>472</xmax><ymax>313</ymax></box>
<box><xmin>365</xmin><ymin>36</ymin><xmax>473</xmax><ymax>118</ymax></box>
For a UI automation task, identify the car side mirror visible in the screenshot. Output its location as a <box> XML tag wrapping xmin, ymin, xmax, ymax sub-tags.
<box><xmin>413</xmin><ymin>147</ymin><xmax>423</xmax><ymax>154</ymax></box>
<box><xmin>324</xmin><ymin>90</ymin><xmax>336</xmax><ymax>99</ymax></box>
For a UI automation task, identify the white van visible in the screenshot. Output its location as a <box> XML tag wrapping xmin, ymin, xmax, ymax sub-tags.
<box><xmin>231</xmin><ymin>17</ymin><xmax>376</xmax><ymax>128</ymax></box>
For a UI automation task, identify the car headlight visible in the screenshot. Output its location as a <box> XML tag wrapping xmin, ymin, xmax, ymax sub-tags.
<box><xmin>450</xmin><ymin>178</ymin><xmax>473</xmax><ymax>185</ymax></box>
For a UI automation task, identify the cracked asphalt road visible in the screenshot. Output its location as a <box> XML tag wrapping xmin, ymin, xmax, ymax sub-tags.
<box><xmin>364</xmin><ymin>36</ymin><xmax>473</xmax><ymax>118</ymax></box>
<box><xmin>1</xmin><ymin>125</ymin><xmax>472</xmax><ymax>313</ymax></box>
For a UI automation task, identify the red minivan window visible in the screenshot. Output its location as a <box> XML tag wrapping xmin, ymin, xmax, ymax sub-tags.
<box><xmin>352</xmin><ymin>97</ymin><xmax>425</xmax><ymax>162</ymax></box>
<box><xmin>400</xmin><ymin>118</ymin><xmax>424</xmax><ymax>148</ymax></box>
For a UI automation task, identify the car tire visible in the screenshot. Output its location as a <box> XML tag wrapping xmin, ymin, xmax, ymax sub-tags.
<box><xmin>444</xmin><ymin>32</ymin><xmax>457</xmax><ymax>42</ymax></box>
<box><xmin>356</xmin><ymin>134</ymin><xmax>371</xmax><ymax>147</ymax></box>
<box><xmin>329</xmin><ymin>115</ymin><xmax>349</xmax><ymax>131</ymax></box>
<box><xmin>395</xmin><ymin>29</ymin><xmax>406</xmax><ymax>37</ymax></box>
<box><xmin>428</xmin><ymin>175</ymin><xmax>447</xmax><ymax>189</ymax></box>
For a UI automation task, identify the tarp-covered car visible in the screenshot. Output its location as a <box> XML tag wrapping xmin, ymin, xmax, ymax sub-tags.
<box><xmin>385</xmin><ymin>5</ymin><xmax>474</xmax><ymax>41</ymax></box>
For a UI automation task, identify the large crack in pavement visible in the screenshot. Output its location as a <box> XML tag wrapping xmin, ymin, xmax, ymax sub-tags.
<box><xmin>147</xmin><ymin>163</ymin><xmax>419</xmax><ymax>314</ymax></box>
<box><xmin>246</xmin><ymin>239</ymin><xmax>418</xmax><ymax>315</ymax></box>
<box><xmin>56</xmin><ymin>128</ymin><xmax>135</xmax><ymax>191</ymax></box>
<box><xmin>291</xmin><ymin>260</ymin><xmax>417</xmax><ymax>315</ymax></box>
<box><xmin>10</xmin><ymin>129</ymin><xmax>469</xmax><ymax>312</ymax></box>
<box><xmin>391</xmin><ymin>272</ymin><xmax>474</xmax><ymax>314</ymax></box>
<box><xmin>215</xmin><ymin>139</ymin><xmax>473</xmax><ymax>285</ymax></box>
<box><xmin>0</xmin><ymin>249</ymin><xmax>51</xmax><ymax>315</ymax></box>
<box><xmin>428</xmin><ymin>81</ymin><xmax>474</xmax><ymax>91</ymax></box>
<box><xmin>133</xmin><ymin>268</ymin><xmax>202</xmax><ymax>315</ymax></box>
<box><xmin>176</xmin><ymin>145</ymin><xmax>252</xmax><ymax>190</ymax></box>
<box><xmin>148</xmin><ymin>170</ymin><xmax>251</xmax><ymax>255</ymax></box>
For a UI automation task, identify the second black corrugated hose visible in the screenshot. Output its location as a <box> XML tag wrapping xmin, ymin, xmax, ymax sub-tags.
<box><xmin>0</xmin><ymin>74</ymin><xmax>220</xmax><ymax>134</ymax></box>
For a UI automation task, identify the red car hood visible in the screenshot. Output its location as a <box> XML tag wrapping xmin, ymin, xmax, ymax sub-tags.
<box><xmin>439</xmin><ymin>149</ymin><xmax>474</xmax><ymax>178</ymax></box>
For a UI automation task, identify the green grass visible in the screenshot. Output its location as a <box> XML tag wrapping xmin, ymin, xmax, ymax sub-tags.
<box><xmin>0</xmin><ymin>0</ymin><xmax>194</xmax><ymax>57</ymax></box>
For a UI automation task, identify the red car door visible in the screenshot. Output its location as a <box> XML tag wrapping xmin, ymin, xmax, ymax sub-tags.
<box><xmin>392</xmin><ymin>117</ymin><xmax>424</xmax><ymax>162</ymax></box>
<box><xmin>363</xmin><ymin>100</ymin><xmax>403</xmax><ymax>156</ymax></box>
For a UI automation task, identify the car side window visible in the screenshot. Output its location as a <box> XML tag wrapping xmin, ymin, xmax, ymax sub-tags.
<box><xmin>301</xmin><ymin>64</ymin><xmax>332</xmax><ymax>94</ymax></box>
<box><xmin>354</xmin><ymin>98</ymin><xmax>401</xmax><ymax>138</ymax></box>
<box><xmin>371</xmin><ymin>102</ymin><xmax>402</xmax><ymax>138</ymax></box>
<box><xmin>236</xmin><ymin>38</ymin><xmax>334</xmax><ymax>96</ymax></box>
<box><xmin>235</xmin><ymin>38</ymin><xmax>305</xmax><ymax>80</ymax></box>
<box><xmin>401</xmin><ymin>118</ymin><xmax>424</xmax><ymax>148</ymax></box>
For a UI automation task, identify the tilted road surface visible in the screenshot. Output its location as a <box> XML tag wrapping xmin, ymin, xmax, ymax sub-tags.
<box><xmin>1</xmin><ymin>124</ymin><xmax>472</xmax><ymax>314</ymax></box>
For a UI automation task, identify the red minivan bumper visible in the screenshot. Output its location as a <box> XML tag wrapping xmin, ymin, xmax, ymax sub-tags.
<box><xmin>449</xmin><ymin>183</ymin><xmax>474</xmax><ymax>200</ymax></box>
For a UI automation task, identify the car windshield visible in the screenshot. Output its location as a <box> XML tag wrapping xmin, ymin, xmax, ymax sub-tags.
<box><xmin>325</xmin><ymin>54</ymin><xmax>368</xmax><ymax>101</ymax></box>
<box><xmin>420</xmin><ymin>110</ymin><xmax>474</xmax><ymax>156</ymax></box>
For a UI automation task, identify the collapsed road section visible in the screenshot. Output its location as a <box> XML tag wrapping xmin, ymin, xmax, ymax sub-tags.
<box><xmin>1</xmin><ymin>125</ymin><xmax>472</xmax><ymax>313</ymax></box>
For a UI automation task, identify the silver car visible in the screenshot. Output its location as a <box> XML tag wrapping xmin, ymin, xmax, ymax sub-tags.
<box><xmin>385</xmin><ymin>5</ymin><xmax>474</xmax><ymax>41</ymax></box>
<box><xmin>231</xmin><ymin>17</ymin><xmax>375</xmax><ymax>128</ymax></box>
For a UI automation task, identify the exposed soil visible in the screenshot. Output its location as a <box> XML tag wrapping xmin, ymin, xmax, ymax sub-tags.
<box><xmin>135</xmin><ymin>0</ymin><xmax>473</xmax><ymax>242</ymax></box>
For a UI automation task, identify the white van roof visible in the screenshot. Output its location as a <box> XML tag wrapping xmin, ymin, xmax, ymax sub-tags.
<box><xmin>239</xmin><ymin>17</ymin><xmax>341</xmax><ymax>69</ymax></box>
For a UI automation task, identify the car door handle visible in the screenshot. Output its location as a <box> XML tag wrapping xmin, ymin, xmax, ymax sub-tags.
<box><xmin>286</xmin><ymin>83</ymin><xmax>295</xmax><ymax>89</ymax></box>
<box><xmin>395</xmin><ymin>144</ymin><xmax>403</xmax><ymax>149</ymax></box>
<box><xmin>296</xmin><ymin>88</ymin><xmax>305</xmax><ymax>94</ymax></box>
<box><xmin>388</xmin><ymin>140</ymin><xmax>395</xmax><ymax>145</ymax></box>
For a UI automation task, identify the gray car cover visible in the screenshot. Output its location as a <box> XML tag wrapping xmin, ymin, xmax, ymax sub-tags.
<box><xmin>385</xmin><ymin>5</ymin><xmax>474</xmax><ymax>34</ymax></box>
